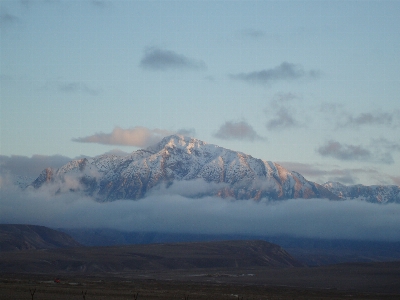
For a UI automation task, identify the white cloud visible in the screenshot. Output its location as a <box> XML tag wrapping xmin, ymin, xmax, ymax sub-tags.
<box><xmin>1</xmin><ymin>182</ymin><xmax>400</xmax><ymax>241</ymax></box>
<box><xmin>72</xmin><ymin>126</ymin><xmax>173</xmax><ymax>148</ymax></box>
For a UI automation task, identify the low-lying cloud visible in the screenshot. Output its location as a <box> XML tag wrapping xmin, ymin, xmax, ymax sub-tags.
<box><xmin>230</xmin><ymin>62</ymin><xmax>320</xmax><ymax>85</ymax></box>
<box><xmin>0</xmin><ymin>154</ymin><xmax>71</xmax><ymax>180</ymax></box>
<box><xmin>214</xmin><ymin>121</ymin><xmax>264</xmax><ymax>141</ymax></box>
<box><xmin>1</xmin><ymin>182</ymin><xmax>400</xmax><ymax>241</ymax></box>
<box><xmin>72</xmin><ymin>126</ymin><xmax>173</xmax><ymax>148</ymax></box>
<box><xmin>140</xmin><ymin>47</ymin><xmax>207</xmax><ymax>71</ymax></box>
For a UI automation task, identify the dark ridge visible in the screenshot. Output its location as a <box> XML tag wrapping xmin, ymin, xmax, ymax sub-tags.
<box><xmin>0</xmin><ymin>224</ymin><xmax>81</xmax><ymax>252</ymax></box>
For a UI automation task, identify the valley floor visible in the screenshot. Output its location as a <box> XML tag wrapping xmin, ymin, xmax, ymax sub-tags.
<box><xmin>1</xmin><ymin>265</ymin><xmax>400</xmax><ymax>300</ymax></box>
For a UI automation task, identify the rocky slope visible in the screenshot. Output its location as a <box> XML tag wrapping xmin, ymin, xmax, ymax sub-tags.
<box><xmin>31</xmin><ymin>135</ymin><xmax>338</xmax><ymax>201</ymax></box>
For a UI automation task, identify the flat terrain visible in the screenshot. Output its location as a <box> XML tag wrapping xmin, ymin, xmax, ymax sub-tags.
<box><xmin>1</xmin><ymin>265</ymin><xmax>400</xmax><ymax>300</ymax></box>
<box><xmin>1</xmin><ymin>238</ymin><xmax>399</xmax><ymax>299</ymax></box>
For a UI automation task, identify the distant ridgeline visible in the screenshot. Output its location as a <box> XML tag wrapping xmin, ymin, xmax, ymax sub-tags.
<box><xmin>30</xmin><ymin>135</ymin><xmax>399</xmax><ymax>203</ymax></box>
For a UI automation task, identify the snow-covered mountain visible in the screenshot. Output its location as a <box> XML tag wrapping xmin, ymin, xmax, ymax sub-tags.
<box><xmin>323</xmin><ymin>182</ymin><xmax>400</xmax><ymax>204</ymax></box>
<box><xmin>31</xmin><ymin>135</ymin><xmax>338</xmax><ymax>202</ymax></box>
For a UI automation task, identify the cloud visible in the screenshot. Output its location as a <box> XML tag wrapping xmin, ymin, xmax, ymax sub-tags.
<box><xmin>214</xmin><ymin>121</ymin><xmax>264</xmax><ymax>141</ymax></box>
<box><xmin>390</xmin><ymin>176</ymin><xmax>400</xmax><ymax>186</ymax></box>
<box><xmin>230</xmin><ymin>62</ymin><xmax>320</xmax><ymax>85</ymax></box>
<box><xmin>317</xmin><ymin>140</ymin><xmax>372</xmax><ymax>162</ymax></box>
<box><xmin>276</xmin><ymin>161</ymin><xmax>382</xmax><ymax>185</ymax></box>
<box><xmin>241</xmin><ymin>28</ymin><xmax>265</xmax><ymax>39</ymax></box>
<box><xmin>140</xmin><ymin>47</ymin><xmax>207</xmax><ymax>71</ymax></box>
<box><xmin>0</xmin><ymin>154</ymin><xmax>71</xmax><ymax>180</ymax></box>
<box><xmin>0</xmin><ymin>10</ymin><xmax>18</xmax><ymax>27</ymax></box>
<box><xmin>1</xmin><ymin>183</ymin><xmax>400</xmax><ymax>241</ymax></box>
<box><xmin>266</xmin><ymin>107</ymin><xmax>299</xmax><ymax>130</ymax></box>
<box><xmin>316</xmin><ymin>140</ymin><xmax>396</xmax><ymax>164</ymax></box>
<box><xmin>58</xmin><ymin>82</ymin><xmax>101</xmax><ymax>96</ymax></box>
<box><xmin>338</xmin><ymin>112</ymin><xmax>399</xmax><ymax>128</ymax></box>
<box><xmin>72</xmin><ymin>126</ymin><xmax>174</xmax><ymax>148</ymax></box>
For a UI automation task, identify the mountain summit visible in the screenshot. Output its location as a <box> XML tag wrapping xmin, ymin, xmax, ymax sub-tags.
<box><xmin>30</xmin><ymin>135</ymin><xmax>338</xmax><ymax>201</ymax></box>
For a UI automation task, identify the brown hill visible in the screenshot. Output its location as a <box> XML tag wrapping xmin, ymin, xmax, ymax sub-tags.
<box><xmin>0</xmin><ymin>240</ymin><xmax>303</xmax><ymax>274</ymax></box>
<box><xmin>0</xmin><ymin>224</ymin><xmax>81</xmax><ymax>251</ymax></box>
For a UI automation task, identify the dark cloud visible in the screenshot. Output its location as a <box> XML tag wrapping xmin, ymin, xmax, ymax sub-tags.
<box><xmin>317</xmin><ymin>140</ymin><xmax>372</xmax><ymax>162</ymax></box>
<box><xmin>372</xmin><ymin>138</ymin><xmax>400</xmax><ymax>152</ymax></box>
<box><xmin>266</xmin><ymin>107</ymin><xmax>299</xmax><ymax>130</ymax></box>
<box><xmin>317</xmin><ymin>140</ymin><xmax>397</xmax><ymax>165</ymax></box>
<box><xmin>1</xmin><ymin>183</ymin><xmax>400</xmax><ymax>241</ymax></box>
<box><xmin>58</xmin><ymin>82</ymin><xmax>100</xmax><ymax>96</ymax></box>
<box><xmin>214</xmin><ymin>121</ymin><xmax>264</xmax><ymax>141</ymax></box>
<box><xmin>230</xmin><ymin>62</ymin><xmax>320</xmax><ymax>85</ymax></box>
<box><xmin>0</xmin><ymin>11</ymin><xmax>18</xmax><ymax>27</ymax></box>
<box><xmin>140</xmin><ymin>47</ymin><xmax>207</xmax><ymax>71</ymax></box>
<box><xmin>338</xmin><ymin>112</ymin><xmax>398</xmax><ymax>128</ymax></box>
<box><xmin>72</xmin><ymin>126</ymin><xmax>173</xmax><ymax>147</ymax></box>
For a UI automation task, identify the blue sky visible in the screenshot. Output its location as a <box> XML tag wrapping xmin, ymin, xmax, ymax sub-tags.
<box><xmin>1</xmin><ymin>0</ymin><xmax>400</xmax><ymax>186</ymax></box>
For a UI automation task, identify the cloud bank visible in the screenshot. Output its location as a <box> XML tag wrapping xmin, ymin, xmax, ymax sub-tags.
<box><xmin>140</xmin><ymin>47</ymin><xmax>207</xmax><ymax>71</ymax></box>
<box><xmin>72</xmin><ymin>126</ymin><xmax>173</xmax><ymax>148</ymax></box>
<box><xmin>0</xmin><ymin>154</ymin><xmax>71</xmax><ymax>180</ymax></box>
<box><xmin>230</xmin><ymin>62</ymin><xmax>320</xmax><ymax>85</ymax></box>
<box><xmin>214</xmin><ymin>121</ymin><xmax>264</xmax><ymax>141</ymax></box>
<box><xmin>1</xmin><ymin>182</ymin><xmax>400</xmax><ymax>241</ymax></box>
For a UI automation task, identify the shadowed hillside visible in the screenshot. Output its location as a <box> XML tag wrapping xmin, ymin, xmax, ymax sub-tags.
<box><xmin>0</xmin><ymin>224</ymin><xmax>81</xmax><ymax>251</ymax></box>
<box><xmin>0</xmin><ymin>239</ymin><xmax>303</xmax><ymax>273</ymax></box>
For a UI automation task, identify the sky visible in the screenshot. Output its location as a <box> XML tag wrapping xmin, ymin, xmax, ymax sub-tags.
<box><xmin>1</xmin><ymin>0</ymin><xmax>400</xmax><ymax>188</ymax></box>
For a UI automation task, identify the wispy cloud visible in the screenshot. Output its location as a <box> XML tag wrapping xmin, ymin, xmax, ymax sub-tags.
<box><xmin>277</xmin><ymin>161</ymin><xmax>386</xmax><ymax>185</ymax></box>
<box><xmin>230</xmin><ymin>62</ymin><xmax>320</xmax><ymax>85</ymax></box>
<box><xmin>0</xmin><ymin>10</ymin><xmax>18</xmax><ymax>27</ymax></box>
<box><xmin>266</xmin><ymin>107</ymin><xmax>300</xmax><ymax>130</ymax></box>
<box><xmin>317</xmin><ymin>140</ymin><xmax>372</xmax><ymax>162</ymax></box>
<box><xmin>214</xmin><ymin>121</ymin><xmax>264</xmax><ymax>141</ymax></box>
<box><xmin>58</xmin><ymin>82</ymin><xmax>101</xmax><ymax>96</ymax></box>
<box><xmin>0</xmin><ymin>154</ymin><xmax>71</xmax><ymax>180</ymax></box>
<box><xmin>317</xmin><ymin>140</ymin><xmax>395</xmax><ymax>164</ymax></box>
<box><xmin>140</xmin><ymin>47</ymin><xmax>207</xmax><ymax>71</ymax></box>
<box><xmin>338</xmin><ymin>112</ymin><xmax>399</xmax><ymax>128</ymax></box>
<box><xmin>240</xmin><ymin>28</ymin><xmax>265</xmax><ymax>39</ymax></box>
<box><xmin>72</xmin><ymin>126</ymin><xmax>174</xmax><ymax>148</ymax></box>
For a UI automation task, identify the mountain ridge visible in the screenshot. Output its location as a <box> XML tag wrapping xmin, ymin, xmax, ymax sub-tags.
<box><xmin>31</xmin><ymin>135</ymin><xmax>399</xmax><ymax>203</ymax></box>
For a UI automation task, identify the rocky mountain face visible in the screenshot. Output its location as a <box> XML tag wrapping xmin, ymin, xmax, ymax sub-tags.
<box><xmin>31</xmin><ymin>135</ymin><xmax>400</xmax><ymax>203</ymax></box>
<box><xmin>323</xmin><ymin>182</ymin><xmax>400</xmax><ymax>203</ymax></box>
<box><xmin>31</xmin><ymin>135</ymin><xmax>338</xmax><ymax>202</ymax></box>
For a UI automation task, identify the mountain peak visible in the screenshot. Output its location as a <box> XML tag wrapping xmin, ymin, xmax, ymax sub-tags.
<box><xmin>146</xmin><ymin>134</ymin><xmax>207</xmax><ymax>153</ymax></box>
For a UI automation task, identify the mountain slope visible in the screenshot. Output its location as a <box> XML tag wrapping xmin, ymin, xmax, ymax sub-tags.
<box><xmin>0</xmin><ymin>240</ymin><xmax>303</xmax><ymax>274</ymax></box>
<box><xmin>31</xmin><ymin>135</ymin><xmax>338</xmax><ymax>201</ymax></box>
<box><xmin>323</xmin><ymin>182</ymin><xmax>400</xmax><ymax>203</ymax></box>
<box><xmin>0</xmin><ymin>224</ymin><xmax>81</xmax><ymax>251</ymax></box>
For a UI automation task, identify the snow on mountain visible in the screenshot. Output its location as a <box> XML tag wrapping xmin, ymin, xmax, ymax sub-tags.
<box><xmin>31</xmin><ymin>135</ymin><xmax>339</xmax><ymax>201</ymax></box>
<box><xmin>323</xmin><ymin>181</ymin><xmax>400</xmax><ymax>203</ymax></box>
